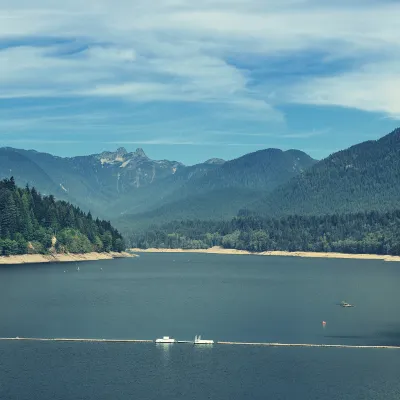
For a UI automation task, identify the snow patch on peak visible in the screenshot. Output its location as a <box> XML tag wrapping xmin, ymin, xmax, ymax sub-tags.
<box><xmin>120</xmin><ymin>160</ymin><xmax>131</xmax><ymax>168</ymax></box>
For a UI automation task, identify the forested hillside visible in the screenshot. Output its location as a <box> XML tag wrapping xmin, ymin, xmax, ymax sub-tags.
<box><xmin>0</xmin><ymin>178</ymin><xmax>125</xmax><ymax>256</ymax></box>
<box><xmin>115</xmin><ymin>188</ymin><xmax>263</xmax><ymax>231</ymax></box>
<box><xmin>249</xmin><ymin>128</ymin><xmax>400</xmax><ymax>216</ymax></box>
<box><xmin>115</xmin><ymin>149</ymin><xmax>316</xmax><ymax>229</ymax></box>
<box><xmin>129</xmin><ymin>211</ymin><xmax>400</xmax><ymax>256</ymax></box>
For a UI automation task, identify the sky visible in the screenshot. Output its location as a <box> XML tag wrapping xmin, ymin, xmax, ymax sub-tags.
<box><xmin>0</xmin><ymin>0</ymin><xmax>400</xmax><ymax>165</ymax></box>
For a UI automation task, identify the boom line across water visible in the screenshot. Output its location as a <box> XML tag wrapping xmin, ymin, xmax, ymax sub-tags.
<box><xmin>0</xmin><ymin>337</ymin><xmax>399</xmax><ymax>349</ymax></box>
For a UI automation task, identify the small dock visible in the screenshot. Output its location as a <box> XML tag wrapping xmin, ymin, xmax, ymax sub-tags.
<box><xmin>0</xmin><ymin>337</ymin><xmax>399</xmax><ymax>349</ymax></box>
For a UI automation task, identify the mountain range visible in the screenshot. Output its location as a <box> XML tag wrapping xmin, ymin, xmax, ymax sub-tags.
<box><xmin>0</xmin><ymin>146</ymin><xmax>316</xmax><ymax>228</ymax></box>
<box><xmin>1</xmin><ymin>127</ymin><xmax>400</xmax><ymax>234</ymax></box>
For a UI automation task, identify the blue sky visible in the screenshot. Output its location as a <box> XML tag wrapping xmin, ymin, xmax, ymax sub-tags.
<box><xmin>0</xmin><ymin>0</ymin><xmax>399</xmax><ymax>165</ymax></box>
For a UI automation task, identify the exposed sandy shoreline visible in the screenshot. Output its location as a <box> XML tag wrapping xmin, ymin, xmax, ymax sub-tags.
<box><xmin>130</xmin><ymin>246</ymin><xmax>400</xmax><ymax>262</ymax></box>
<box><xmin>0</xmin><ymin>251</ymin><xmax>136</xmax><ymax>265</ymax></box>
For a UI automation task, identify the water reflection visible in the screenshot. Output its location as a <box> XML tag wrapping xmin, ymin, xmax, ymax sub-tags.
<box><xmin>156</xmin><ymin>343</ymin><xmax>172</xmax><ymax>365</ymax></box>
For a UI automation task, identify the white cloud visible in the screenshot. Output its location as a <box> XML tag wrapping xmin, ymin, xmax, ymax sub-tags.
<box><xmin>286</xmin><ymin>63</ymin><xmax>400</xmax><ymax>118</ymax></box>
<box><xmin>0</xmin><ymin>0</ymin><xmax>400</xmax><ymax>118</ymax></box>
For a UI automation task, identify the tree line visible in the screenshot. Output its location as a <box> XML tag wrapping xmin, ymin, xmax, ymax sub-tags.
<box><xmin>0</xmin><ymin>177</ymin><xmax>125</xmax><ymax>256</ymax></box>
<box><xmin>129</xmin><ymin>210</ymin><xmax>400</xmax><ymax>255</ymax></box>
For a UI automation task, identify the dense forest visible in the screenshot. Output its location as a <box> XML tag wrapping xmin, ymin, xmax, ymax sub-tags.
<box><xmin>249</xmin><ymin>128</ymin><xmax>400</xmax><ymax>217</ymax></box>
<box><xmin>129</xmin><ymin>210</ymin><xmax>400</xmax><ymax>255</ymax></box>
<box><xmin>0</xmin><ymin>178</ymin><xmax>125</xmax><ymax>256</ymax></box>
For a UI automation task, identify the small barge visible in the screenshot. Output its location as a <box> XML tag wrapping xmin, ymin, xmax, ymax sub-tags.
<box><xmin>155</xmin><ymin>336</ymin><xmax>176</xmax><ymax>343</ymax></box>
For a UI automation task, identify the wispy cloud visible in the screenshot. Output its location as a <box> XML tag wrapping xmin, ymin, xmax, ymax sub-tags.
<box><xmin>0</xmin><ymin>0</ymin><xmax>399</xmax><ymax>145</ymax></box>
<box><xmin>208</xmin><ymin>128</ymin><xmax>329</xmax><ymax>139</ymax></box>
<box><xmin>280</xmin><ymin>128</ymin><xmax>330</xmax><ymax>139</ymax></box>
<box><xmin>286</xmin><ymin>66</ymin><xmax>400</xmax><ymax>119</ymax></box>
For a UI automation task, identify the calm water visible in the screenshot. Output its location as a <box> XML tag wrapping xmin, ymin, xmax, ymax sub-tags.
<box><xmin>0</xmin><ymin>253</ymin><xmax>400</xmax><ymax>399</ymax></box>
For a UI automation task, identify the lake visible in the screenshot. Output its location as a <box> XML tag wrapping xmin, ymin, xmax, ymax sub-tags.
<box><xmin>0</xmin><ymin>253</ymin><xmax>400</xmax><ymax>399</ymax></box>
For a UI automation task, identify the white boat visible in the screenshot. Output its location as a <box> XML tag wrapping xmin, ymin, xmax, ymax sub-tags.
<box><xmin>194</xmin><ymin>335</ymin><xmax>214</xmax><ymax>345</ymax></box>
<box><xmin>340</xmin><ymin>300</ymin><xmax>354</xmax><ymax>307</ymax></box>
<box><xmin>155</xmin><ymin>336</ymin><xmax>176</xmax><ymax>343</ymax></box>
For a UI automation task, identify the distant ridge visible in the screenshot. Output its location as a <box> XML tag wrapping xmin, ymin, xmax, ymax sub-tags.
<box><xmin>115</xmin><ymin>148</ymin><xmax>317</xmax><ymax>229</ymax></box>
<box><xmin>249</xmin><ymin>128</ymin><xmax>400</xmax><ymax>216</ymax></box>
<box><xmin>0</xmin><ymin>146</ymin><xmax>316</xmax><ymax>224</ymax></box>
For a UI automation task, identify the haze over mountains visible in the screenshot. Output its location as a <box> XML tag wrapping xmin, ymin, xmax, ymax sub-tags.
<box><xmin>1</xmin><ymin>128</ymin><xmax>400</xmax><ymax>233</ymax></box>
<box><xmin>0</xmin><ymin>148</ymin><xmax>315</xmax><ymax>225</ymax></box>
<box><xmin>0</xmin><ymin>146</ymin><xmax>316</xmax><ymax>227</ymax></box>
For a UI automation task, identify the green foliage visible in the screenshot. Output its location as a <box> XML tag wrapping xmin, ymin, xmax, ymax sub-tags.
<box><xmin>0</xmin><ymin>178</ymin><xmax>125</xmax><ymax>256</ymax></box>
<box><xmin>129</xmin><ymin>210</ymin><xmax>400</xmax><ymax>256</ymax></box>
<box><xmin>28</xmin><ymin>241</ymin><xmax>46</xmax><ymax>255</ymax></box>
<box><xmin>57</xmin><ymin>229</ymin><xmax>95</xmax><ymax>253</ymax></box>
<box><xmin>102</xmin><ymin>231</ymin><xmax>113</xmax><ymax>252</ymax></box>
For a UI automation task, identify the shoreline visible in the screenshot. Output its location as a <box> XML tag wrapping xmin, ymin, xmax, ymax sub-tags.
<box><xmin>129</xmin><ymin>246</ymin><xmax>400</xmax><ymax>262</ymax></box>
<box><xmin>0</xmin><ymin>251</ymin><xmax>136</xmax><ymax>265</ymax></box>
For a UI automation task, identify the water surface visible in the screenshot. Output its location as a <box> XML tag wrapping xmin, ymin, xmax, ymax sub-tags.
<box><xmin>1</xmin><ymin>254</ymin><xmax>399</xmax><ymax>399</ymax></box>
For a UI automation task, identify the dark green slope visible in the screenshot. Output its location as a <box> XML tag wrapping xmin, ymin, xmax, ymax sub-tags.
<box><xmin>0</xmin><ymin>145</ymin><xmax>316</xmax><ymax>223</ymax></box>
<box><xmin>250</xmin><ymin>128</ymin><xmax>400</xmax><ymax>216</ymax></box>
<box><xmin>115</xmin><ymin>188</ymin><xmax>264</xmax><ymax>232</ymax></box>
<box><xmin>13</xmin><ymin>149</ymin><xmax>122</xmax><ymax>215</ymax></box>
<box><xmin>116</xmin><ymin>149</ymin><xmax>316</xmax><ymax>230</ymax></box>
<box><xmin>0</xmin><ymin>148</ymin><xmax>65</xmax><ymax>198</ymax></box>
<box><xmin>104</xmin><ymin>162</ymin><xmax>221</xmax><ymax>217</ymax></box>
<box><xmin>191</xmin><ymin>148</ymin><xmax>317</xmax><ymax>191</ymax></box>
<box><xmin>160</xmin><ymin>149</ymin><xmax>316</xmax><ymax>202</ymax></box>
<box><xmin>106</xmin><ymin>149</ymin><xmax>316</xmax><ymax>219</ymax></box>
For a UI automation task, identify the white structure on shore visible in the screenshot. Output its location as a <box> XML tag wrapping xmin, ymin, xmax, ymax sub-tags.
<box><xmin>155</xmin><ymin>336</ymin><xmax>176</xmax><ymax>343</ymax></box>
<box><xmin>194</xmin><ymin>335</ymin><xmax>214</xmax><ymax>344</ymax></box>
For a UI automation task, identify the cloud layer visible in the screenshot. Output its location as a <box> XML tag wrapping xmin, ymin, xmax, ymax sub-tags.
<box><xmin>1</xmin><ymin>0</ymin><xmax>400</xmax><ymax>147</ymax></box>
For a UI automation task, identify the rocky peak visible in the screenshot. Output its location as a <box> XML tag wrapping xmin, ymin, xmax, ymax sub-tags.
<box><xmin>116</xmin><ymin>147</ymin><xmax>128</xmax><ymax>156</ymax></box>
<box><xmin>133</xmin><ymin>148</ymin><xmax>147</xmax><ymax>158</ymax></box>
<box><xmin>98</xmin><ymin>147</ymin><xmax>129</xmax><ymax>164</ymax></box>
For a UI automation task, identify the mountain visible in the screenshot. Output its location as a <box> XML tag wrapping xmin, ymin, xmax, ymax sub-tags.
<box><xmin>0</xmin><ymin>146</ymin><xmax>316</xmax><ymax>224</ymax></box>
<box><xmin>0</xmin><ymin>147</ymin><xmax>186</xmax><ymax>217</ymax></box>
<box><xmin>116</xmin><ymin>149</ymin><xmax>317</xmax><ymax>230</ymax></box>
<box><xmin>116</xmin><ymin>188</ymin><xmax>262</xmax><ymax>231</ymax></box>
<box><xmin>185</xmin><ymin>148</ymin><xmax>316</xmax><ymax>191</ymax></box>
<box><xmin>0</xmin><ymin>148</ymin><xmax>65</xmax><ymax>198</ymax></box>
<box><xmin>249</xmin><ymin>128</ymin><xmax>400</xmax><ymax>216</ymax></box>
<box><xmin>138</xmin><ymin>148</ymin><xmax>316</xmax><ymax>206</ymax></box>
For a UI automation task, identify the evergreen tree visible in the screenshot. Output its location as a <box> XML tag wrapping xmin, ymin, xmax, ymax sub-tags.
<box><xmin>128</xmin><ymin>210</ymin><xmax>400</xmax><ymax>257</ymax></box>
<box><xmin>0</xmin><ymin>178</ymin><xmax>125</xmax><ymax>256</ymax></box>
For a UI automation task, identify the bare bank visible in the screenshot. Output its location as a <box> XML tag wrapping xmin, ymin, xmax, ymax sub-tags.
<box><xmin>0</xmin><ymin>251</ymin><xmax>136</xmax><ymax>265</ymax></box>
<box><xmin>130</xmin><ymin>246</ymin><xmax>400</xmax><ymax>262</ymax></box>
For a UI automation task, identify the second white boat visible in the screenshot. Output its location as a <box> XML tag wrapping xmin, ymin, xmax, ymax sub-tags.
<box><xmin>194</xmin><ymin>335</ymin><xmax>214</xmax><ymax>344</ymax></box>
